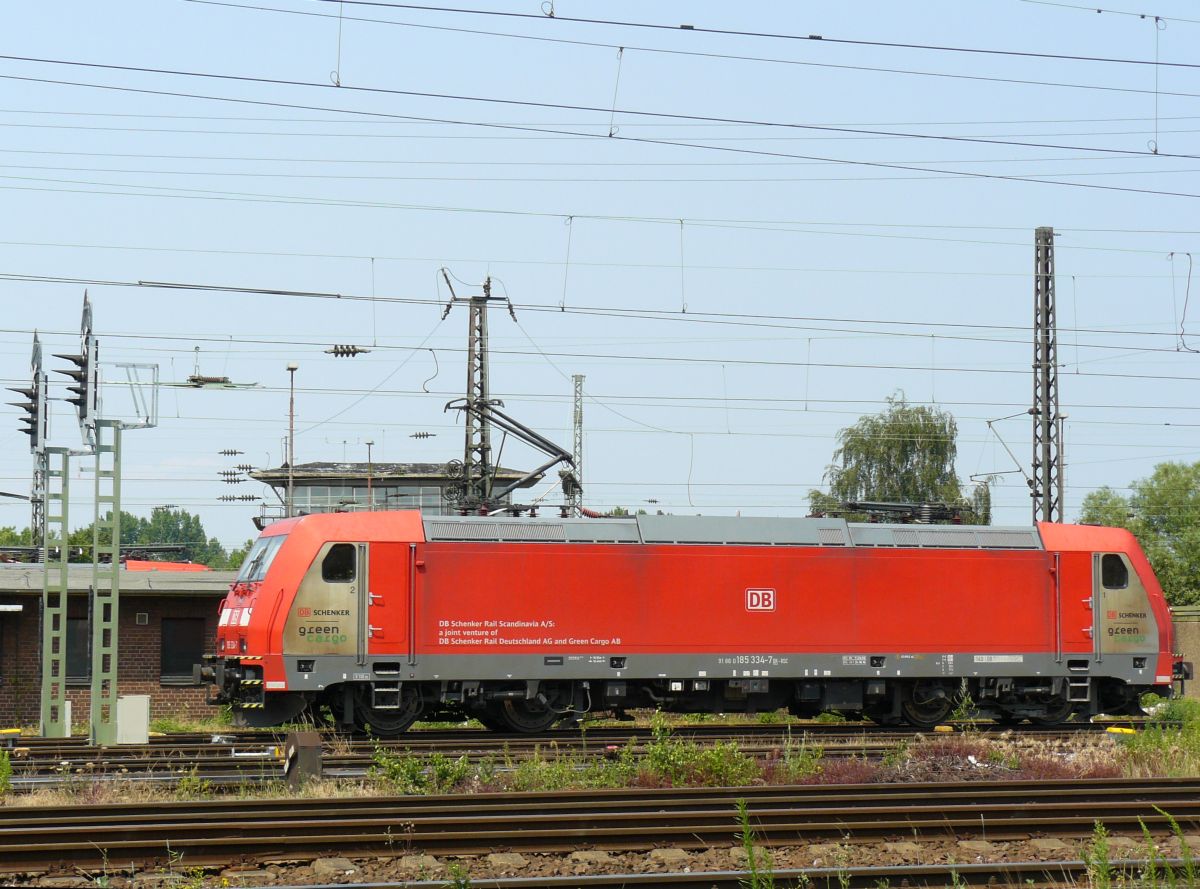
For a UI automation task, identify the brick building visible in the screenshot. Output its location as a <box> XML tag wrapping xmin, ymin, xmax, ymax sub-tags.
<box><xmin>0</xmin><ymin>564</ymin><xmax>233</xmax><ymax>729</ymax></box>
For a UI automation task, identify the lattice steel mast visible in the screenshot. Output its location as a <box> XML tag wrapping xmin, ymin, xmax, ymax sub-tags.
<box><xmin>7</xmin><ymin>332</ymin><xmax>70</xmax><ymax>737</ymax></box>
<box><xmin>441</xmin><ymin>273</ymin><xmax>575</xmax><ymax>514</ymax></box>
<box><xmin>567</xmin><ymin>374</ymin><xmax>584</xmax><ymax>517</ymax></box>
<box><xmin>463</xmin><ymin>277</ymin><xmax>497</xmax><ymax>506</ymax></box>
<box><xmin>1031</xmin><ymin>226</ymin><xmax>1064</xmax><ymax>523</ymax></box>
<box><xmin>53</xmin><ymin>295</ymin><xmax>158</xmax><ymax>744</ymax></box>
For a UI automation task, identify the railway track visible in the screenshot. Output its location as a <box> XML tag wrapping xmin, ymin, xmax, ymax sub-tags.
<box><xmin>172</xmin><ymin>861</ymin><xmax>1186</xmax><ymax>889</ymax></box>
<box><xmin>3</xmin><ymin>777</ymin><xmax>1195</xmax><ymax>873</ymax></box>
<box><xmin>4</xmin><ymin>717</ymin><xmax>1154</xmax><ymax>751</ymax></box>
<box><xmin>5</xmin><ymin>721</ymin><xmax>1128</xmax><ymax>788</ymax></box>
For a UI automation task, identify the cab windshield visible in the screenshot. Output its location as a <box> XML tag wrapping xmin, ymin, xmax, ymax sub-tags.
<box><xmin>236</xmin><ymin>535</ymin><xmax>286</xmax><ymax>583</ymax></box>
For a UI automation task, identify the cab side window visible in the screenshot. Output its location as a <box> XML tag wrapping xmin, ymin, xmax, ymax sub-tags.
<box><xmin>1101</xmin><ymin>553</ymin><xmax>1128</xmax><ymax>590</ymax></box>
<box><xmin>322</xmin><ymin>543</ymin><xmax>356</xmax><ymax>582</ymax></box>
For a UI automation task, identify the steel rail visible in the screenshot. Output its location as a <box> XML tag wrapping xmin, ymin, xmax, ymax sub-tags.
<box><xmin>5</xmin><ymin>722</ymin><xmax>1129</xmax><ymax>790</ymax></box>
<box><xmin>1</xmin><ymin>778</ymin><xmax>1196</xmax><ymax>872</ymax></box>
<box><xmin>3</xmin><ymin>721</ymin><xmax>1127</xmax><ymax>762</ymax></box>
<box><xmin>1</xmin><ymin>718</ymin><xmax>1152</xmax><ymax>751</ymax></box>
<box><xmin>229</xmin><ymin>860</ymin><xmax>1188</xmax><ymax>889</ymax></box>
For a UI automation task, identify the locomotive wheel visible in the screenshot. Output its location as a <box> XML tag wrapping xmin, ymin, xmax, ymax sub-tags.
<box><xmin>355</xmin><ymin>685</ymin><xmax>422</xmax><ymax>736</ymax></box>
<box><xmin>1099</xmin><ymin>682</ymin><xmax>1143</xmax><ymax>716</ymax></box>
<box><xmin>900</xmin><ymin>680</ymin><xmax>955</xmax><ymax>728</ymax></box>
<box><xmin>1029</xmin><ymin>696</ymin><xmax>1075</xmax><ymax>727</ymax></box>
<box><xmin>491</xmin><ymin>698</ymin><xmax>560</xmax><ymax>733</ymax></box>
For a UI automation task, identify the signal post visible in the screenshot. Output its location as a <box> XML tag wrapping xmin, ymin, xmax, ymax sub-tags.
<box><xmin>11</xmin><ymin>295</ymin><xmax>158</xmax><ymax>743</ymax></box>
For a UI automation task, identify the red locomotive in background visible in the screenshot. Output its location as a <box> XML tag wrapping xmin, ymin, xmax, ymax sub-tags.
<box><xmin>199</xmin><ymin>511</ymin><xmax>1190</xmax><ymax>733</ymax></box>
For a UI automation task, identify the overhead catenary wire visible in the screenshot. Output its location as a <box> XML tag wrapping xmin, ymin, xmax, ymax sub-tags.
<box><xmin>1</xmin><ymin>8</ymin><xmax>1194</xmax><ymax>532</ymax></box>
<box><xmin>0</xmin><ymin>274</ymin><xmax>1196</xmax><ymax>348</ymax></box>
<box><xmin>187</xmin><ymin>0</ymin><xmax>1200</xmax><ymax>101</ymax></box>
<box><xmin>299</xmin><ymin>0</ymin><xmax>1200</xmax><ymax>69</ymax></box>
<box><xmin>3</xmin><ymin>53</ymin><xmax>1198</xmax><ymax>160</ymax></box>
<box><xmin>2</xmin><ymin>66</ymin><xmax>1200</xmax><ymax>202</ymax></box>
<box><xmin>8</xmin><ymin>161</ymin><xmax>1200</xmax><ymax>184</ymax></box>
<box><xmin>1016</xmin><ymin>0</ymin><xmax>1200</xmax><ymax>26</ymax></box>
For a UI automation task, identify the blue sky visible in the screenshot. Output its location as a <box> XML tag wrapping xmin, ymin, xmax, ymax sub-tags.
<box><xmin>2</xmin><ymin>0</ymin><xmax>1199</xmax><ymax>548</ymax></box>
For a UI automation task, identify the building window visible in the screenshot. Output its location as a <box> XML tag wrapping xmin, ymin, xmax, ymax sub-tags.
<box><xmin>67</xmin><ymin>617</ymin><xmax>90</xmax><ymax>683</ymax></box>
<box><xmin>161</xmin><ymin>618</ymin><xmax>206</xmax><ymax>684</ymax></box>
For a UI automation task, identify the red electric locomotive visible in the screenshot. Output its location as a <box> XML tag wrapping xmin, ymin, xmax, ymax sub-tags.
<box><xmin>199</xmin><ymin>512</ymin><xmax>1188</xmax><ymax>733</ymax></box>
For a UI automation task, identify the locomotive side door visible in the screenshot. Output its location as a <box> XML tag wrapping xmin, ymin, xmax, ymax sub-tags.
<box><xmin>282</xmin><ymin>541</ymin><xmax>361</xmax><ymax>661</ymax></box>
<box><xmin>1094</xmin><ymin>552</ymin><xmax>1157</xmax><ymax>662</ymax></box>
<box><xmin>366</xmin><ymin>542</ymin><xmax>413</xmax><ymax>662</ymax></box>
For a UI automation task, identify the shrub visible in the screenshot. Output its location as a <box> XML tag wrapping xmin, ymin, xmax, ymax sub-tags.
<box><xmin>371</xmin><ymin>747</ymin><xmax>471</xmax><ymax>794</ymax></box>
<box><xmin>813</xmin><ymin>711</ymin><xmax>847</xmax><ymax>724</ymax></box>
<box><xmin>764</xmin><ymin>730</ymin><xmax>824</xmax><ymax>783</ymax></box>
<box><xmin>175</xmin><ymin>766</ymin><xmax>212</xmax><ymax>800</ymax></box>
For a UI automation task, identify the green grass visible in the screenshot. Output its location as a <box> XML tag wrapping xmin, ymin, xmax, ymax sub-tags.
<box><xmin>149</xmin><ymin>710</ymin><xmax>233</xmax><ymax>734</ymax></box>
<box><xmin>1119</xmin><ymin>695</ymin><xmax>1200</xmax><ymax>778</ymax></box>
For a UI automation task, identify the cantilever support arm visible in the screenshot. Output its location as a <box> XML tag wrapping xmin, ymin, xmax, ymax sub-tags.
<box><xmin>444</xmin><ymin>398</ymin><xmax>575</xmax><ymax>502</ymax></box>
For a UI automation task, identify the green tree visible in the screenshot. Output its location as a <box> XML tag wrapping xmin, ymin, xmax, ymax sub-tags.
<box><xmin>222</xmin><ymin>538</ymin><xmax>255</xmax><ymax>572</ymax></box>
<box><xmin>0</xmin><ymin>526</ymin><xmax>32</xmax><ymax>547</ymax></box>
<box><xmin>809</xmin><ymin>393</ymin><xmax>989</xmax><ymax>524</ymax></box>
<box><xmin>1079</xmin><ymin>461</ymin><xmax>1200</xmax><ymax>606</ymax></box>
<box><xmin>67</xmin><ymin>507</ymin><xmax>236</xmax><ymax>568</ymax></box>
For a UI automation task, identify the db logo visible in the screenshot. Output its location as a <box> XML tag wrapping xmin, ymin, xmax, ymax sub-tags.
<box><xmin>746</xmin><ymin>588</ymin><xmax>776</xmax><ymax>612</ymax></box>
<box><xmin>298</xmin><ymin>607</ymin><xmax>312</xmax><ymax>617</ymax></box>
<box><xmin>1107</xmin><ymin>610</ymin><xmax>1118</xmax><ymax>620</ymax></box>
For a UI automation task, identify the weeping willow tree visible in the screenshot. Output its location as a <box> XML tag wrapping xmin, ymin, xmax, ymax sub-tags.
<box><xmin>809</xmin><ymin>394</ymin><xmax>990</xmax><ymax>524</ymax></box>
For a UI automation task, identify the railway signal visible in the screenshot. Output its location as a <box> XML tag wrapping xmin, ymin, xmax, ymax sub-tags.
<box><xmin>53</xmin><ymin>293</ymin><xmax>99</xmax><ymax>441</ymax></box>
<box><xmin>8</xmin><ymin>333</ymin><xmax>48</xmax><ymax>453</ymax></box>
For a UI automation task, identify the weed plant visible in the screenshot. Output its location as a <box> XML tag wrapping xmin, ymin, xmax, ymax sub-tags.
<box><xmin>370</xmin><ymin>747</ymin><xmax>471</xmax><ymax>794</ymax></box>
<box><xmin>736</xmin><ymin>797</ymin><xmax>775</xmax><ymax>889</ymax></box>
<box><xmin>1120</xmin><ymin>695</ymin><xmax>1200</xmax><ymax>778</ymax></box>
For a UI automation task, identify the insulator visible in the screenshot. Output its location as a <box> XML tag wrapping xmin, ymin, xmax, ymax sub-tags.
<box><xmin>325</xmin><ymin>344</ymin><xmax>370</xmax><ymax>357</ymax></box>
<box><xmin>410</xmin><ymin>431</ymin><xmax>435</xmax><ymax>439</ymax></box>
<box><xmin>219</xmin><ymin>449</ymin><xmax>244</xmax><ymax>456</ymax></box>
